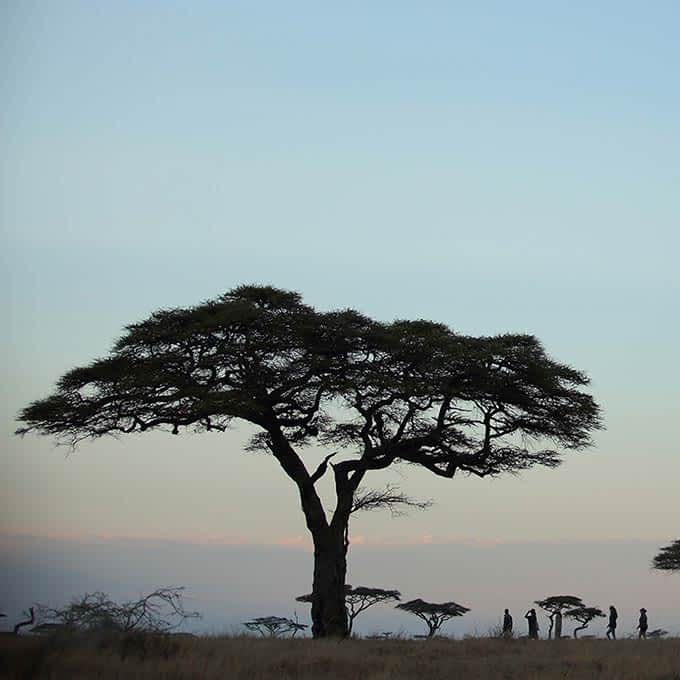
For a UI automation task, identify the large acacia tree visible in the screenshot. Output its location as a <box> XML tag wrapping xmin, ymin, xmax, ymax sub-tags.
<box><xmin>17</xmin><ymin>285</ymin><xmax>602</xmax><ymax>638</ymax></box>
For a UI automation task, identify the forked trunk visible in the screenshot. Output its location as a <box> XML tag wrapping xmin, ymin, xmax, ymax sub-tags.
<box><xmin>311</xmin><ymin>528</ymin><xmax>348</xmax><ymax>638</ymax></box>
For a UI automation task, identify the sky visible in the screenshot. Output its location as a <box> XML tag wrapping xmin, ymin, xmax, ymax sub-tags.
<box><xmin>1</xmin><ymin>1</ymin><xmax>679</xmax><ymax>635</ymax></box>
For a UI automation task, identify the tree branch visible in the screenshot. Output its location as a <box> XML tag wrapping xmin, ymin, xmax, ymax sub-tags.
<box><xmin>350</xmin><ymin>484</ymin><xmax>433</xmax><ymax>517</ymax></box>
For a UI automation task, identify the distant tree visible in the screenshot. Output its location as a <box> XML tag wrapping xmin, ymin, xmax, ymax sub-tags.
<box><xmin>243</xmin><ymin>616</ymin><xmax>307</xmax><ymax>638</ymax></box>
<box><xmin>535</xmin><ymin>595</ymin><xmax>584</xmax><ymax>639</ymax></box>
<box><xmin>396</xmin><ymin>599</ymin><xmax>470</xmax><ymax>638</ymax></box>
<box><xmin>36</xmin><ymin>587</ymin><xmax>199</xmax><ymax>634</ymax></box>
<box><xmin>648</xmin><ymin>629</ymin><xmax>668</xmax><ymax>639</ymax></box>
<box><xmin>17</xmin><ymin>285</ymin><xmax>602</xmax><ymax>638</ymax></box>
<box><xmin>652</xmin><ymin>539</ymin><xmax>680</xmax><ymax>573</ymax></box>
<box><xmin>564</xmin><ymin>606</ymin><xmax>605</xmax><ymax>639</ymax></box>
<box><xmin>297</xmin><ymin>585</ymin><xmax>401</xmax><ymax>636</ymax></box>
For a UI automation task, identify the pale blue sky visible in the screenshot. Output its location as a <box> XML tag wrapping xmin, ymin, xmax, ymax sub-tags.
<box><xmin>1</xmin><ymin>1</ymin><xmax>679</xmax><ymax>627</ymax></box>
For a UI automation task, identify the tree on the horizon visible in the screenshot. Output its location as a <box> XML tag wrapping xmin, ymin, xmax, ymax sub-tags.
<box><xmin>243</xmin><ymin>616</ymin><xmax>307</xmax><ymax>638</ymax></box>
<box><xmin>17</xmin><ymin>285</ymin><xmax>602</xmax><ymax>638</ymax></box>
<box><xmin>35</xmin><ymin>588</ymin><xmax>199</xmax><ymax>634</ymax></box>
<box><xmin>652</xmin><ymin>539</ymin><xmax>680</xmax><ymax>573</ymax></box>
<box><xmin>647</xmin><ymin>628</ymin><xmax>669</xmax><ymax>639</ymax></box>
<box><xmin>296</xmin><ymin>585</ymin><xmax>401</xmax><ymax>636</ymax></box>
<box><xmin>396</xmin><ymin>599</ymin><xmax>470</xmax><ymax>638</ymax></box>
<box><xmin>564</xmin><ymin>606</ymin><xmax>605</xmax><ymax>639</ymax></box>
<box><xmin>535</xmin><ymin>595</ymin><xmax>584</xmax><ymax>640</ymax></box>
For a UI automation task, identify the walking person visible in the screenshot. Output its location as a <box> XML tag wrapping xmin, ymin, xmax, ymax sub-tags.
<box><xmin>606</xmin><ymin>605</ymin><xmax>618</xmax><ymax>640</ymax></box>
<box><xmin>525</xmin><ymin>608</ymin><xmax>539</xmax><ymax>639</ymax></box>
<box><xmin>637</xmin><ymin>608</ymin><xmax>648</xmax><ymax>639</ymax></box>
<box><xmin>502</xmin><ymin>609</ymin><xmax>513</xmax><ymax>638</ymax></box>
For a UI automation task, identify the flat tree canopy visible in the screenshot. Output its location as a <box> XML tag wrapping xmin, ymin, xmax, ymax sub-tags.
<box><xmin>564</xmin><ymin>606</ymin><xmax>605</xmax><ymax>639</ymax></box>
<box><xmin>396</xmin><ymin>599</ymin><xmax>470</xmax><ymax>638</ymax></box>
<box><xmin>652</xmin><ymin>539</ymin><xmax>680</xmax><ymax>573</ymax></box>
<box><xmin>17</xmin><ymin>285</ymin><xmax>602</xmax><ymax>638</ymax></box>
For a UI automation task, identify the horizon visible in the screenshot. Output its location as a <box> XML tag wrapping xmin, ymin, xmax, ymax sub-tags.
<box><xmin>2</xmin><ymin>533</ymin><xmax>676</xmax><ymax>638</ymax></box>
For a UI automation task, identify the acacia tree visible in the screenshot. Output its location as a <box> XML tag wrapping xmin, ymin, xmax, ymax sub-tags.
<box><xmin>396</xmin><ymin>599</ymin><xmax>470</xmax><ymax>638</ymax></box>
<box><xmin>36</xmin><ymin>588</ymin><xmax>199</xmax><ymax>633</ymax></box>
<box><xmin>564</xmin><ymin>606</ymin><xmax>605</xmax><ymax>639</ymax></box>
<box><xmin>243</xmin><ymin>616</ymin><xmax>307</xmax><ymax>638</ymax></box>
<box><xmin>17</xmin><ymin>285</ymin><xmax>602</xmax><ymax>638</ymax></box>
<box><xmin>297</xmin><ymin>585</ymin><xmax>401</xmax><ymax>636</ymax></box>
<box><xmin>652</xmin><ymin>539</ymin><xmax>680</xmax><ymax>573</ymax></box>
<box><xmin>535</xmin><ymin>595</ymin><xmax>584</xmax><ymax>639</ymax></box>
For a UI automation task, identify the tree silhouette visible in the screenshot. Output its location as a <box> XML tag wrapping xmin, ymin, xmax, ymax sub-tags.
<box><xmin>17</xmin><ymin>285</ymin><xmax>602</xmax><ymax>638</ymax></box>
<box><xmin>564</xmin><ymin>606</ymin><xmax>605</xmax><ymax>639</ymax></box>
<box><xmin>652</xmin><ymin>539</ymin><xmax>680</xmax><ymax>573</ymax></box>
<box><xmin>535</xmin><ymin>595</ymin><xmax>584</xmax><ymax>639</ymax></box>
<box><xmin>243</xmin><ymin>616</ymin><xmax>307</xmax><ymax>638</ymax></box>
<box><xmin>396</xmin><ymin>599</ymin><xmax>470</xmax><ymax>638</ymax></box>
<box><xmin>297</xmin><ymin>585</ymin><xmax>401</xmax><ymax>636</ymax></box>
<box><xmin>36</xmin><ymin>588</ymin><xmax>199</xmax><ymax>633</ymax></box>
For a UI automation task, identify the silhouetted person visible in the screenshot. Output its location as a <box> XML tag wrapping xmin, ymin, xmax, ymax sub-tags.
<box><xmin>637</xmin><ymin>608</ymin><xmax>648</xmax><ymax>639</ymax></box>
<box><xmin>606</xmin><ymin>605</ymin><xmax>618</xmax><ymax>640</ymax></box>
<box><xmin>525</xmin><ymin>608</ymin><xmax>539</xmax><ymax>639</ymax></box>
<box><xmin>502</xmin><ymin>609</ymin><xmax>513</xmax><ymax>638</ymax></box>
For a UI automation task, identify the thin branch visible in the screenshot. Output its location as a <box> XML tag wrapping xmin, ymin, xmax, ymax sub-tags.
<box><xmin>350</xmin><ymin>484</ymin><xmax>433</xmax><ymax>517</ymax></box>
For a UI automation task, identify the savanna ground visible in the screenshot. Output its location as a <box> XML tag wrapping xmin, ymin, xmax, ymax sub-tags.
<box><xmin>2</xmin><ymin>634</ymin><xmax>679</xmax><ymax>680</ymax></box>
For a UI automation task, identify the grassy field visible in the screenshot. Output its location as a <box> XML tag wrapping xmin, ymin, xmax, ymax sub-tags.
<box><xmin>1</xmin><ymin>634</ymin><xmax>679</xmax><ymax>679</ymax></box>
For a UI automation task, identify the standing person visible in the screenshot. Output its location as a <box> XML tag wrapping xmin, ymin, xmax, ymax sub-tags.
<box><xmin>637</xmin><ymin>608</ymin><xmax>648</xmax><ymax>639</ymax></box>
<box><xmin>502</xmin><ymin>609</ymin><xmax>513</xmax><ymax>638</ymax></box>
<box><xmin>525</xmin><ymin>608</ymin><xmax>539</xmax><ymax>639</ymax></box>
<box><xmin>606</xmin><ymin>606</ymin><xmax>618</xmax><ymax>640</ymax></box>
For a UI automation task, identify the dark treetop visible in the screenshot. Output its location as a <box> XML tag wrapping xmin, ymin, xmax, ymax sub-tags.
<box><xmin>535</xmin><ymin>596</ymin><xmax>584</xmax><ymax>614</ymax></box>
<box><xmin>17</xmin><ymin>285</ymin><xmax>602</xmax><ymax>477</ymax></box>
<box><xmin>396</xmin><ymin>599</ymin><xmax>470</xmax><ymax>637</ymax></box>
<box><xmin>652</xmin><ymin>539</ymin><xmax>680</xmax><ymax>573</ymax></box>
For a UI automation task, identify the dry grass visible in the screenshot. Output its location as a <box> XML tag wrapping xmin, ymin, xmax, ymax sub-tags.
<box><xmin>1</xmin><ymin>633</ymin><xmax>679</xmax><ymax>680</ymax></box>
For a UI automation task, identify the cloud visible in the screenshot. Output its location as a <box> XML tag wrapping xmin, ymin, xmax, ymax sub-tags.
<box><xmin>274</xmin><ymin>535</ymin><xmax>312</xmax><ymax>550</ymax></box>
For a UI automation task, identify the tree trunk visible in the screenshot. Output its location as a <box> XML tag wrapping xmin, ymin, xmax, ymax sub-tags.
<box><xmin>573</xmin><ymin>623</ymin><xmax>586</xmax><ymax>639</ymax></box>
<box><xmin>554</xmin><ymin>611</ymin><xmax>562</xmax><ymax>640</ymax></box>
<box><xmin>310</xmin><ymin>528</ymin><xmax>348</xmax><ymax>638</ymax></box>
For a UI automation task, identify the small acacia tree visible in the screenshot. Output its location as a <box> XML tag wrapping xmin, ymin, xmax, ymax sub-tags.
<box><xmin>396</xmin><ymin>599</ymin><xmax>470</xmax><ymax>638</ymax></box>
<box><xmin>564</xmin><ymin>606</ymin><xmax>605</xmax><ymax>639</ymax></box>
<box><xmin>17</xmin><ymin>285</ymin><xmax>601</xmax><ymax>638</ymax></box>
<box><xmin>297</xmin><ymin>585</ymin><xmax>401</xmax><ymax>636</ymax></box>
<box><xmin>535</xmin><ymin>595</ymin><xmax>584</xmax><ymax>640</ymax></box>
<box><xmin>652</xmin><ymin>539</ymin><xmax>680</xmax><ymax>573</ymax></box>
<box><xmin>243</xmin><ymin>616</ymin><xmax>307</xmax><ymax>638</ymax></box>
